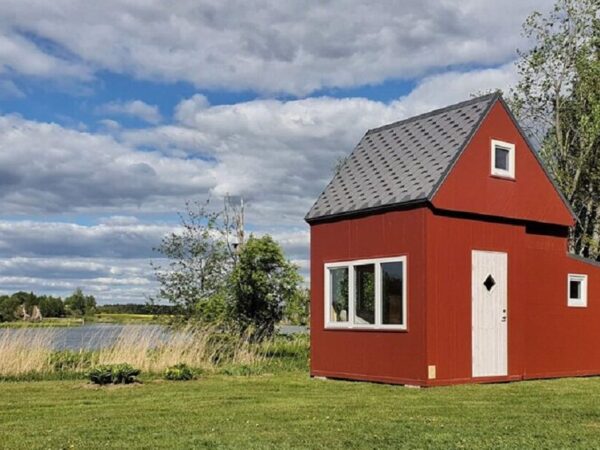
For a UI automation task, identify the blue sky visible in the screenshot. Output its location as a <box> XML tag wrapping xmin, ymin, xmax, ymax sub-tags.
<box><xmin>0</xmin><ymin>0</ymin><xmax>553</xmax><ymax>303</ymax></box>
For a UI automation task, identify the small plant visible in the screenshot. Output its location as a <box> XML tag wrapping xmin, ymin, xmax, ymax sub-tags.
<box><xmin>48</xmin><ymin>350</ymin><xmax>95</xmax><ymax>372</ymax></box>
<box><xmin>88</xmin><ymin>363</ymin><xmax>141</xmax><ymax>385</ymax></box>
<box><xmin>164</xmin><ymin>363</ymin><xmax>195</xmax><ymax>381</ymax></box>
<box><xmin>220</xmin><ymin>364</ymin><xmax>263</xmax><ymax>376</ymax></box>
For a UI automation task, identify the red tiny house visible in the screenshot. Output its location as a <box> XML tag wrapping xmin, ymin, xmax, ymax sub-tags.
<box><xmin>306</xmin><ymin>93</ymin><xmax>600</xmax><ymax>386</ymax></box>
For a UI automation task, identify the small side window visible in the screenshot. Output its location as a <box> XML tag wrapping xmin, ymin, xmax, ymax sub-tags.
<box><xmin>567</xmin><ymin>274</ymin><xmax>587</xmax><ymax>308</ymax></box>
<box><xmin>491</xmin><ymin>139</ymin><xmax>515</xmax><ymax>179</ymax></box>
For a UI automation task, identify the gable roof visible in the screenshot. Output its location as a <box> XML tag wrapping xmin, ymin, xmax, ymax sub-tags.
<box><xmin>305</xmin><ymin>93</ymin><xmax>499</xmax><ymax>222</ymax></box>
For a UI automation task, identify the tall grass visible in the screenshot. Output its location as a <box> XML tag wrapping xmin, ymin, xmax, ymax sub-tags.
<box><xmin>96</xmin><ymin>325</ymin><xmax>260</xmax><ymax>373</ymax></box>
<box><xmin>0</xmin><ymin>325</ymin><xmax>302</xmax><ymax>378</ymax></box>
<box><xmin>0</xmin><ymin>329</ymin><xmax>59</xmax><ymax>375</ymax></box>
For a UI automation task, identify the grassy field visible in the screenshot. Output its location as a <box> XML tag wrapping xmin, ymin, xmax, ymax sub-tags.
<box><xmin>89</xmin><ymin>313</ymin><xmax>166</xmax><ymax>324</ymax></box>
<box><xmin>0</xmin><ymin>317</ymin><xmax>85</xmax><ymax>328</ymax></box>
<box><xmin>0</xmin><ymin>313</ymin><xmax>166</xmax><ymax>328</ymax></box>
<box><xmin>1</xmin><ymin>374</ymin><xmax>600</xmax><ymax>449</ymax></box>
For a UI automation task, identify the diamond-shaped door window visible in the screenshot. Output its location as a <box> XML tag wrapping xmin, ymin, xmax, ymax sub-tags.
<box><xmin>483</xmin><ymin>274</ymin><xmax>496</xmax><ymax>292</ymax></box>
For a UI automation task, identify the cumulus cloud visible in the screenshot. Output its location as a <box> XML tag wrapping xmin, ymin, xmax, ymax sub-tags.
<box><xmin>124</xmin><ymin>63</ymin><xmax>517</xmax><ymax>225</ymax></box>
<box><xmin>97</xmin><ymin>100</ymin><xmax>162</xmax><ymax>124</ymax></box>
<box><xmin>0</xmin><ymin>257</ymin><xmax>156</xmax><ymax>303</ymax></box>
<box><xmin>0</xmin><ymin>29</ymin><xmax>91</xmax><ymax>81</ymax></box>
<box><xmin>0</xmin><ymin>114</ymin><xmax>216</xmax><ymax>214</ymax></box>
<box><xmin>0</xmin><ymin>220</ymin><xmax>174</xmax><ymax>258</ymax></box>
<box><xmin>0</xmin><ymin>0</ymin><xmax>549</xmax><ymax>94</ymax></box>
<box><xmin>0</xmin><ymin>63</ymin><xmax>516</xmax><ymax>220</ymax></box>
<box><xmin>0</xmin><ymin>222</ymin><xmax>309</xmax><ymax>303</ymax></box>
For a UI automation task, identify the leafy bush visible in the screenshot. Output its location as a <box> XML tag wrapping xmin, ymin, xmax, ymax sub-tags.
<box><xmin>48</xmin><ymin>350</ymin><xmax>95</xmax><ymax>372</ymax></box>
<box><xmin>230</xmin><ymin>235</ymin><xmax>304</xmax><ymax>339</ymax></box>
<box><xmin>88</xmin><ymin>364</ymin><xmax>140</xmax><ymax>385</ymax></box>
<box><xmin>88</xmin><ymin>365</ymin><xmax>113</xmax><ymax>385</ymax></box>
<box><xmin>164</xmin><ymin>363</ymin><xmax>195</xmax><ymax>381</ymax></box>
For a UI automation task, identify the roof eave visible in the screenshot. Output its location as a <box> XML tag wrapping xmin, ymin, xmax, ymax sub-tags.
<box><xmin>305</xmin><ymin>198</ymin><xmax>429</xmax><ymax>224</ymax></box>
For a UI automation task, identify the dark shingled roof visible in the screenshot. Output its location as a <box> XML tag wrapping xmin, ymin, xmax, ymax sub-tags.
<box><xmin>305</xmin><ymin>93</ymin><xmax>499</xmax><ymax>222</ymax></box>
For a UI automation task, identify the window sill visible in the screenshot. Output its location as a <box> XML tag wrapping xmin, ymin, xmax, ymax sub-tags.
<box><xmin>324</xmin><ymin>325</ymin><xmax>408</xmax><ymax>332</ymax></box>
<box><xmin>490</xmin><ymin>174</ymin><xmax>516</xmax><ymax>182</ymax></box>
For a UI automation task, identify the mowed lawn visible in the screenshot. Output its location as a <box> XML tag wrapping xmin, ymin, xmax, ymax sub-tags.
<box><xmin>1</xmin><ymin>373</ymin><xmax>600</xmax><ymax>449</ymax></box>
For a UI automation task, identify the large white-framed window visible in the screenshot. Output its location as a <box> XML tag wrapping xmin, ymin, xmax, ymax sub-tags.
<box><xmin>567</xmin><ymin>273</ymin><xmax>588</xmax><ymax>308</ymax></box>
<box><xmin>491</xmin><ymin>139</ymin><xmax>515</xmax><ymax>179</ymax></box>
<box><xmin>324</xmin><ymin>256</ymin><xmax>407</xmax><ymax>330</ymax></box>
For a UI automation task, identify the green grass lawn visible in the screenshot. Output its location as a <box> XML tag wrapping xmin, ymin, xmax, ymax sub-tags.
<box><xmin>1</xmin><ymin>373</ymin><xmax>600</xmax><ymax>449</ymax></box>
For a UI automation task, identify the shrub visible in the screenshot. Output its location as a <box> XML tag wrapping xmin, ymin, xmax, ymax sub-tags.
<box><xmin>88</xmin><ymin>365</ymin><xmax>113</xmax><ymax>385</ymax></box>
<box><xmin>164</xmin><ymin>363</ymin><xmax>195</xmax><ymax>381</ymax></box>
<box><xmin>230</xmin><ymin>235</ymin><xmax>304</xmax><ymax>339</ymax></box>
<box><xmin>88</xmin><ymin>363</ymin><xmax>140</xmax><ymax>385</ymax></box>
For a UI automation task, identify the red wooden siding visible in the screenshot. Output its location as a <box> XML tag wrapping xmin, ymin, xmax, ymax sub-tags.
<box><xmin>426</xmin><ymin>208</ymin><xmax>600</xmax><ymax>386</ymax></box>
<box><xmin>432</xmin><ymin>101</ymin><xmax>574</xmax><ymax>227</ymax></box>
<box><xmin>310</xmin><ymin>208</ymin><xmax>428</xmax><ymax>385</ymax></box>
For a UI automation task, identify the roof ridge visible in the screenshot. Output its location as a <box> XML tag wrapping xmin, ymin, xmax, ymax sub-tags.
<box><xmin>366</xmin><ymin>92</ymin><xmax>500</xmax><ymax>135</ymax></box>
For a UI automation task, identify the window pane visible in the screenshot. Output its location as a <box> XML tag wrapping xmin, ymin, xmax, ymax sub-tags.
<box><xmin>569</xmin><ymin>280</ymin><xmax>581</xmax><ymax>300</ymax></box>
<box><xmin>329</xmin><ymin>267</ymin><xmax>349</xmax><ymax>322</ymax></box>
<box><xmin>354</xmin><ymin>264</ymin><xmax>375</xmax><ymax>324</ymax></box>
<box><xmin>495</xmin><ymin>147</ymin><xmax>509</xmax><ymax>171</ymax></box>
<box><xmin>382</xmin><ymin>261</ymin><xmax>404</xmax><ymax>325</ymax></box>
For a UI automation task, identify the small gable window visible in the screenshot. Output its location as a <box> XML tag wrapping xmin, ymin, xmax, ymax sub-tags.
<box><xmin>568</xmin><ymin>274</ymin><xmax>588</xmax><ymax>308</ymax></box>
<box><xmin>491</xmin><ymin>139</ymin><xmax>515</xmax><ymax>179</ymax></box>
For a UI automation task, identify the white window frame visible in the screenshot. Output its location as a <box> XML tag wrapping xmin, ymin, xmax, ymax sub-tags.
<box><xmin>567</xmin><ymin>273</ymin><xmax>588</xmax><ymax>308</ymax></box>
<box><xmin>324</xmin><ymin>256</ymin><xmax>407</xmax><ymax>331</ymax></box>
<box><xmin>491</xmin><ymin>139</ymin><xmax>515</xmax><ymax>179</ymax></box>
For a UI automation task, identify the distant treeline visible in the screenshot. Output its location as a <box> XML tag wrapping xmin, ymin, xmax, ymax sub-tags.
<box><xmin>0</xmin><ymin>288</ymin><xmax>96</xmax><ymax>322</ymax></box>
<box><xmin>0</xmin><ymin>290</ymin><xmax>176</xmax><ymax>323</ymax></box>
<box><xmin>0</xmin><ymin>289</ymin><xmax>101</xmax><ymax>322</ymax></box>
<box><xmin>96</xmin><ymin>304</ymin><xmax>175</xmax><ymax>315</ymax></box>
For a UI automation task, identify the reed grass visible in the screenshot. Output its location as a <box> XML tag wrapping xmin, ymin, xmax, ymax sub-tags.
<box><xmin>96</xmin><ymin>325</ymin><xmax>261</xmax><ymax>373</ymax></box>
<box><xmin>0</xmin><ymin>325</ymin><xmax>287</xmax><ymax>378</ymax></box>
<box><xmin>0</xmin><ymin>328</ymin><xmax>58</xmax><ymax>376</ymax></box>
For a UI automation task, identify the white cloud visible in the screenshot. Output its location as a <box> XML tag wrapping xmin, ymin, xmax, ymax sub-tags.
<box><xmin>0</xmin><ymin>30</ymin><xmax>91</xmax><ymax>81</ymax></box>
<box><xmin>0</xmin><ymin>257</ymin><xmax>156</xmax><ymax>304</ymax></box>
<box><xmin>0</xmin><ymin>114</ymin><xmax>216</xmax><ymax>214</ymax></box>
<box><xmin>123</xmin><ymin>63</ymin><xmax>517</xmax><ymax>225</ymax></box>
<box><xmin>0</xmin><ymin>0</ymin><xmax>551</xmax><ymax>94</ymax></box>
<box><xmin>97</xmin><ymin>100</ymin><xmax>162</xmax><ymax>124</ymax></box>
<box><xmin>0</xmin><ymin>220</ymin><xmax>174</xmax><ymax>258</ymax></box>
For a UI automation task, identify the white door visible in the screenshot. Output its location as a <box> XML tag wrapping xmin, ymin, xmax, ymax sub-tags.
<box><xmin>472</xmin><ymin>250</ymin><xmax>508</xmax><ymax>377</ymax></box>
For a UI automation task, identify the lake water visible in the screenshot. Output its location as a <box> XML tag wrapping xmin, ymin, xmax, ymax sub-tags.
<box><xmin>0</xmin><ymin>323</ymin><xmax>307</xmax><ymax>351</ymax></box>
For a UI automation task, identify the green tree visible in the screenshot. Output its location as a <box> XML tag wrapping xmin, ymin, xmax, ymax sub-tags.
<box><xmin>230</xmin><ymin>235</ymin><xmax>303</xmax><ymax>338</ymax></box>
<box><xmin>0</xmin><ymin>295</ymin><xmax>20</xmax><ymax>322</ymax></box>
<box><xmin>511</xmin><ymin>0</ymin><xmax>600</xmax><ymax>257</ymax></box>
<box><xmin>284</xmin><ymin>287</ymin><xmax>310</xmax><ymax>326</ymax></box>
<box><xmin>38</xmin><ymin>296</ymin><xmax>66</xmax><ymax>317</ymax></box>
<box><xmin>65</xmin><ymin>288</ymin><xmax>96</xmax><ymax>316</ymax></box>
<box><xmin>151</xmin><ymin>200</ymin><xmax>237</xmax><ymax>321</ymax></box>
<box><xmin>11</xmin><ymin>291</ymin><xmax>38</xmax><ymax>313</ymax></box>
